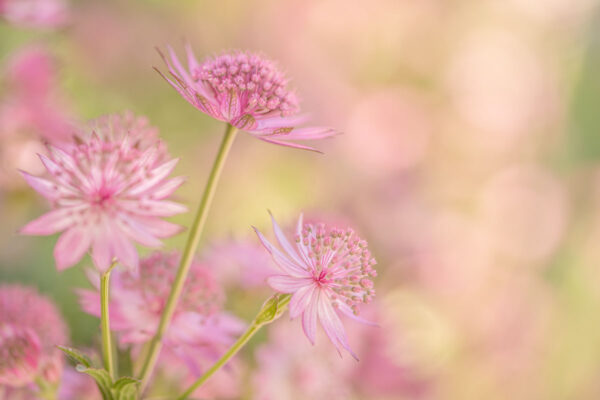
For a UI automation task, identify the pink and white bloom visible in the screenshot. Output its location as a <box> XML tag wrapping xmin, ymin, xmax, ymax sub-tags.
<box><xmin>78</xmin><ymin>251</ymin><xmax>244</xmax><ymax>376</ymax></box>
<box><xmin>0</xmin><ymin>325</ymin><xmax>41</xmax><ymax>387</ymax></box>
<box><xmin>0</xmin><ymin>285</ymin><xmax>69</xmax><ymax>391</ymax></box>
<box><xmin>156</xmin><ymin>45</ymin><xmax>337</xmax><ymax>152</ymax></box>
<box><xmin>19</xmin><ymin>113</ymin><xmax>186</xmax><ymax>271</ymax></box>
<box><xmin>254</xmin><ymin>213</ymin><xmax>377</xmax><ymax>359</ymax></box>
<box><xmin>0</xmin><ymin>0</ymin><xmax>69</xmax><ymax>29</ymax></box>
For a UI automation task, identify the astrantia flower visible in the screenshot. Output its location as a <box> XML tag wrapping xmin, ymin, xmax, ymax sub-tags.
<box><xmin>19</xmin><ymin>113</ymin><xmax>186</xmax><ymax>271</ymax></box>
<box><xmin>156</xmin><ymin>45</ymin><xmax>337</xmax><ymax>151</ymax></box>
<box><xmin>0</xmin><ymin>285</ymin><xmax>68</xmax><ymax>389</ymax></box>
<box><xmin>254</xmin><ymin>213</ymin><xmax>377</xmax><ymax>359</ymax></box>
<box><xmin>0</xmin><ymin>325</ymin><xmax>41</xmax><ymax>387</ymax></box>
<box><xmin>78</xmin><ymin>252</ymin><xmax>244</xmax><ymax>374</ymax></box>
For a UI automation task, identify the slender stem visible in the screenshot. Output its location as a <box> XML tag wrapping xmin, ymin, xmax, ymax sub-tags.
<box><xmin>138</xmin><ymin>124</ymin><xmax>239</xmax><ymax>393</ymax></box>
<box><xmin>101</xmin><ymin>262</ymin><xmax>117</xmax><ymax>381</ymax></box>
<box><xmin>175</xmin><ymin>294</ymin><xmax>291</xmax><ymax>400</ymax></box>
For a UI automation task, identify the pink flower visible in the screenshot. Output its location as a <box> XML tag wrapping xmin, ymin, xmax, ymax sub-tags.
<box><xmin>202</xmin><ymin>238</ymin><xmax>277</xmax><ymax>288</ymax></box>
<box><xmin>0</xmin><ymin>0</ymin><xmax>69</xmax><ymax>29</ymax></box>
<box><xmin>156</xmin><ymin>45</ymin><xmax>337</xmax><ymax>152</ymax></box>
<box><xmin>57</xmin><ymin>367</ymin><xmax>101</xmax><ymax>400</ymax></box>
<box><xmin>0</xmin><ymin>325</ymin><xmax>41</xmax><ymax>387</ymax></box>
<box><xmin>78</xmin><ymin>251</ymin><xmax>244</xmax><ymax>377</ymax></box>
<box><xmin>19</xmin><ymin>113</ymin><xmax>187</xmax><ymax>271</ymax></box>
<box><xmin>254</xmin><ymin>213</ymin><xmax>377</xmax><ymax>359</ymax></box>
<box><xmin>253</xmin><ymin>322</ymin><xmax>355</xmax><ymax>400</ymax></box>
<box><xmin>0</xmin><ymin>285</ymin><xmax>69</xmax><ymax>390</ymax></box>
<box><xmin>1</xmin><ymin>46</ymin><xmax>75</xmax><ymax>144</ymax></box>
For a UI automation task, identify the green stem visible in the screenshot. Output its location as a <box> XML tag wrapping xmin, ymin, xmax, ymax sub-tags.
<box><xmin>138</xmin><ymin>124</ymin><xmax>239</xmax><ymax>393</ymax></box>
<box><xmin>101</xmin><ymin>262</ymin><xmax>117</xmax><ymax>381</ymax></box>
<box><xmin>175</xmin><ymin>294</ymin><xmax>291</xmax><ymax>400</ymax></box>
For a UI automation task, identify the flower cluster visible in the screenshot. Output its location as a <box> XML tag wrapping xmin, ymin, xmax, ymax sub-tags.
<box><xmin>78</xmin><ymin>251</ymin><xmax>243</xmax><ymax>372</ymax></box>
<box><xmin>9</xmin><ymin>39</ymin><xmax>376</xmax><ymax>400</ymax></box>
<box><xmin>20</xmin><ymin>112</ymin><xmax>186</xmax><ymax>271</ymax></box>
<box><xmin>157</xmin><ymin>46</ymin><xmax>337</xmax><ymax>151</ymax></box>
<box><xmin>254</xmin><ymin>213</ymin><xmax>377</xmax><ymax>359</ymax></box>
<box><xmin>0</xmin><ymin>285</ymin><xmax>68</xmax><ymax>389</ymax></box>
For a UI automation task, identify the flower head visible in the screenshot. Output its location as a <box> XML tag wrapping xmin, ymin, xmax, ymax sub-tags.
<box><xmin>0</xmin><ymin>325</ymin><xmax>41</xmax><ymax>387</ymax></box>
<box><xmin>19</xmin><ymin>113</ymin><xmax>186</xmax><ymax>271</ymax></box>
<box><xmin>0</xmin><ymin>0</ymin><xmax>69</xmax><ymax>29</ymax></box>
<box><xmin>156</xmin><ymin>45</ymin><xmax>337</xmax><ymax>151</ymax></box>
<box><xmin>0</xmin><ymin>285</ymin><xmax>68</xmax><ymax>388</ymax></box>
<box><xmin>254</xmin><ymin>213</ymin><xmax>377</xmax><ymax>359</ymax></box>
<box><xmin>78</xmin><ymin>251</ymin><xmax>243</xmax><ymax>372</ymax></box>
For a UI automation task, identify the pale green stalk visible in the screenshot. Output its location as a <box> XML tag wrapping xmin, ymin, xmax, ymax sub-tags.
<box><xmin>101</xmin><ymin>261</ymin><xmax>117</xmax><ymax>380</ymax></box>
<box><xmin>175</xmin><ymin>294</ymin><xmax>291</xmax><ymax>400</ymax></box>
<box><xmin>138</xmin><ymin>124</ymin><xmax>238</xmax><ymax>393</ymax></box>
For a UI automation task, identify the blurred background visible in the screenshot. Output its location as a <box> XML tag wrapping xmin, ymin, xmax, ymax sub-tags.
<box><xmin>2</xmin><ymin>0</ymin><xmax>600</xmax><ymax>399</ymax></box>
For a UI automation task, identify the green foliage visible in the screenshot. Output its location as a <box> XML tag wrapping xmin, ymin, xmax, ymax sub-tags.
<box><xmin>58</xmin><ymin>346</ymin><xmax>140</xmax><ymax>400</ymax></box>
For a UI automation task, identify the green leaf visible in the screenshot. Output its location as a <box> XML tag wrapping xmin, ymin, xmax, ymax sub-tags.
<box><xmin>75</xmin><ymin>365</ymin><xmax>114</xmax><ymax>400</ymax></box>
<box><xmin>57</xmin><ymin>345</ymin><xmax>93</xmax><ymax>368</ymax></box>
<box><xmin>112</xmin><ymin>376</ymin><xmax>139</xmax><ymax>391</ymax></box>
<box><xmin>113</xmin><ymin>376</ymin><xmax>139</xmax><ymax>400</ymax></box>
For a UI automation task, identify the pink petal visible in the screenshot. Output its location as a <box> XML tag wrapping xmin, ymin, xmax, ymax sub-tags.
<box><xmin>131</xmin><ymin>217</ymin><xmax>183</xmax><ymax>239</ymax></box>
<box><xmin>255</xmin><ymin>136</ymin><xmax>323</xmax><ymax>153</ymax></box>
<box><xmin>150</xmin><ymin>176</ymin><xmax>186</xmax><ymax>199</ymax></box>
<box><xmin>253</xmin><ymin>114</ymin><xmax>310</xmax><ymax>130</ymax></box>
<box><xmin>289</xmin><ymin>284</ymin><xmax>315</xmax><ymax>319</ymax></box>
<box><xmin>317</xmin><ymin>296</ymin><xmax>358</xmax><ymax>360</ymax></box>
<box><xmin>337</xmin><ymin>302</ymin><xmax>378</xmax><ymax>327</ymax></box>
<box><xmin>302</xmin><ymin>289</ymin><xmax>319</xmax><ymax>345</ymax></box>
<box><xmin>116</xmin><ymin>214</ymin><xmax>163</xmax><ymax>247</ymax></box>
<box><xmin>220</xmin><ymin>89</ymin><xmax>241</xmax><ymax>121</ymax></box>
<box><xmin>110</xmin><ymin>231</ymin><xmax>138</xmax><ymax>271</ymax></box>
<box><xmin>277</xmin><ymin>126</ymin><xmax>338</xmax><ymax>140</ymax></box>
<box><xmin>76</xmin><ymin>289</ymin><xmax>101</xmax><ymax>317</ymax></box>
<box><xmin>54</xmin><ymin>227</ymin><xmax>91</xmax><ymax>270</ymax></box>
<box><xmin>268</xmin><ymin>211</ymin><xmax>305</xmax><ymax>267</ymax></box>
<box><xmin>127</xmin><ymin>158</ymin><xmax>180</xmax><ymax>197</ymax></box>
<box><xmin>20</xmin><ymin>208</ymin><xmax>74</xmax><ymax>235</ymax></box>
<box><xmin>120</xmin><ymin>199</ymin><xmax>188</xmax><ymax>217</ymax></box>
<box><xmin>19</xmin><ymin>171</ymin><xmax>57</xmax><ymax>199</ymax></box>
<box><xmin>92</xmin><ymin>232</ymin><xmax>112</xmax><ymax>272</ymax></box>
<box><xmin>295</xmin><ymin>214</ymin><xmax>313</xmax><ymax>266</ymax></box>
<box><xmin>266</xmin><ymin>275</ymin><xmax>311</xmax><ymax>293</ymax></box>
<box><xmin>253</xmin><ymin>227</ymin><xmax>308</xmax><ymax>277</ymax></box>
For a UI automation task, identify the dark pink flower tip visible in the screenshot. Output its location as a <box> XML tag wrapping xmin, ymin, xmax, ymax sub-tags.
<box><xmin>0</xmin><ymin>285</ymin><xmax>68</xmax><ymax>386</ymax></box>
<box><xmin>19</xmin><ymin>112</ymin><xmax>187</xmax><ymax>272</ymax></box>
<box><xmin>0</xmin><ymin>324</ymin><xmax>41</xmax><ymax>387</ymax></box>
<box><xmin>156</xmin><ymin>45</ymin><xmax>339</xmax><ymax>152</ymax></box>
<box><xmin>254</xmin><ymin>213</ymin><xmax>377</xmax><ymax>360</ymax></box>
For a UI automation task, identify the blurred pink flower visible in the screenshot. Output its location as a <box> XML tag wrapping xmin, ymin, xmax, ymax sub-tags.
<box><xmin>20</xmin><ymin>113</ymin><xmax>186</xmax><ymax>271</ymax></box>
<box><xmin>0</xmin><ymin>46</ymin><xmax>76</xmax><ymax>188</ymax></box>
<box><xmin>254</xmin><ymin>322</ymin><xmax>356</xmax><ymax>400</ymax></box>
<box><xmin>0</xmin><ymin>285</ymin><xmax>68</xmax><ymax>392</ymax></box>
<box><xmin>0</xmin><ymin>325</ymin><xmax>40</xmax><ymax>387</ymax></box>
<box><xmin>78</xmin><ymin>251</ymin><xmax>244</xmax><ymax>378</ymax></box>
<box><xmin>202</xmin><ymin>238</ymin><xmax>277</xmax><ymax>288</ymax></box>
<box><xmin>157</xmin><ymin>46</ymin><xmax>337</xmax><ymax>151</ymax></box>
<box><xmin>0</xmin><ymin>0</ymin><xmax>69</xmax><ymax>29</ymax></box>
<box><xmin>57</xmin><ymin>367</ymin><xmax>100</xmax><ymax>400</ymax></box>
<box><xmin>254</xmin><ymin>213</ymin><xmax>377</xmax><ymax>359</ymax></box>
